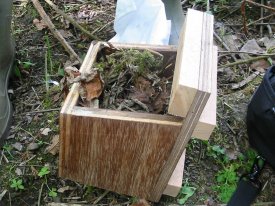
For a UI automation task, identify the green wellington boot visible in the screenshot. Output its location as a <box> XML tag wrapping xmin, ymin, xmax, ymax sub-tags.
<box><xmin>0</xmin><ymin>0</ymin><xmax>14</xmax><ymax>146</ymax></box>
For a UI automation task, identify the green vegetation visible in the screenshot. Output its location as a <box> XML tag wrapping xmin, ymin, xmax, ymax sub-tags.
<box><xmin>38</xmin><ymin>166</ymin><xmax>50</xmax><ymax>178</ymax></box>
<box><xmin>213</xmin><ymin>165</ymin><xmax>238</xmax><ymax>202</ymax></box>
<box><xmin>177</xmin><ymin>180</ymin><xmax>196</xmax><ymax>205</ymax></box>
<box><xmin>48</xmin><ymin>188</ymin><xmax>58</xmax><ymax>197</ymax></box>
<box><xmin>96</xmin><ymin>49</ymin><xmax>163</xmax><ymax>76</ymax></box>
<box><xmin>10</xmin><ymin>179</ymin><xmax>24</xmax><ymax>191</ymax></box>
<box><xmin>38</xmin><ymin>166</ymin><xmax>58</xmax><ymax>198</ymax></box>
<box><xmin>189</xmin><ymin>0</ymin><xmax>230</xmax><ymax>13</ymax></box>
<box><xmin>204</xmin><ymin>140</ymin><xmax>258</xmax><ymax>203</ymax></box>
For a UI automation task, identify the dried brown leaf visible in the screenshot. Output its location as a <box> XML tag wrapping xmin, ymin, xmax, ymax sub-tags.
<box><xmin>80</xmin><ymin>72</ymin><xmax>104</xmax><ymax>101</ymax></box>
<box><xmin>45</xmin><ymin>135</ymin><xmax>60</xmax><ymax>155</ymax></box>
<box><xmin>33</xmin><ymin>18</ymin><xmax>47</xmax><ymax>30</ymax></box>
<box><xmin>152</xmin><ymin>84</ymin><xmax>168</xmax><ymax>114</ymax></box>
<box><xmin>57</xmin><ymin>186</ymin><xmax>75</xmax><ymax>193</ymax></box>
<box><xmin>250</xmin><ymin>59</ymin><xmax>270</xmax><ymax>73</ymax></box>
<box><xmin>40</xmin><ymin>128</ymin><xmax>51</xmax><ymax>136</ymax></box>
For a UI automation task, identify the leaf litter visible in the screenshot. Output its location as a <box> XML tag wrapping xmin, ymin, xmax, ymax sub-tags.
<box><xmin>71</xmin><ymin>43</ymin><xmax>176</xmax><ymax>114</ymax></box>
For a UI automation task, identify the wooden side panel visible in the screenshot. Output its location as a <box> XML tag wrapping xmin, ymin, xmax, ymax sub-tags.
<box><xmin>60</xmin><ymin>108</ymin><xmax>180</xmax><ymax>199</ymax></box>
<box><xmin>163</xmin><ymin>150</ymin><xmax>186</xmax><ymax>197</ymax></box>
<box><xmin>150</xmin><ymin>10</ymin><xmax>214</xmax><ymax>201</ymax></box>
<box><xmin>192</xmin><ymin>46</ymin><xmax>218</xmax><ymax>140</ymax></box>
<box><xmin>168</xmin><ymin>9</ymin><xmax>204</xmax><ymax>117</ymax></box>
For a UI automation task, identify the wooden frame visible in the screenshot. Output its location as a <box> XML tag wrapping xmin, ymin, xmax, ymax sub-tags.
<box><xmin>59</xmin><ymin>9</ymin><xmax>215</xmax><ymax>202</ymax></box>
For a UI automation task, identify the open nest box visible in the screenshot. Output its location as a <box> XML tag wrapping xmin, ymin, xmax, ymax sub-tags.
<box><xmin>59</xmin><ymin>9</ymin><xmax>217</xmax><ymax>202</ymax></box>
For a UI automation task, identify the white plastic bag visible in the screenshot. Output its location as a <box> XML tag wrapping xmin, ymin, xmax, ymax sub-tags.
<box><xmin>109</xmin><ymin>0</ymin><xmax>171</xmax><ymax>45</ymax></box>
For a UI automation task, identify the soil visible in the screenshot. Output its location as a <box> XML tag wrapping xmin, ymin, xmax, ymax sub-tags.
<box><xmin>0</xmin><ymin>0</ymin><xmax>275</xmax><ymax>206</ymax></box>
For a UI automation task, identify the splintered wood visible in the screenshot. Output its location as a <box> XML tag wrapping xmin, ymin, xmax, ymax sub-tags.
<box><xmin>59</xmin><ymin>9</ymin><xmax>215</xmax><ymax>202</ymax></box>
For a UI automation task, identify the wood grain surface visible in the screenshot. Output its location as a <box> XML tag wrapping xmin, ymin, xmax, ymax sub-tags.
<box><xmin>61</xmin><ymin>107</ymin><xmax>180</xmax><ymax>198</ymax></box>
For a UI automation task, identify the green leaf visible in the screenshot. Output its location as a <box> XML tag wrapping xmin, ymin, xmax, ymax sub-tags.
<box><xmin>10</xmin><ymin>179</ymin><xmax>24</xmax><ymax>191</ymax></box>
<box><xmin>58</xmin><ymin>67</ymin><xmax>65</xmax><ymax>76</ymax></box>
<box><xmin>38</xmin><ymin>166</ymin><xmax>50</xmax><ymax>177</ymax></box>
<box><xmin>11</xmin><ymin>183</ymin><xmax>17</xmax><ymax>188</ymax></box>
<box><xmin>14</xmin><ymin>65</ymin><xmax>22</xmax><ymax>79</ymax></box>
<box><xmin>217</xmin><ymin>174</ymin><xmax>225</xmax><ymax>183</ymax></box>
<box><xmin>177</xmin><ymin>183</ymin><xmax>196</xmax><ymax>205</ymax></box>
<box><xmin>218</xmin><ymin>184</ymin><xmax>236</xmax><ymax>203</ymax></box>
<box><xmin>22</xmin><ymin>61</ymin><xmax>35</xmax><ymax>69</ymax></box>
<box><xmin>49</xmin><ymin>188</ymin><xmax>57</xmax><ymax>197</ymax></box>
<box><xmin>18</xmin><ymin>184</ymin><xmax>24</xmax><ymax>190</ymax></box>
<box><xmin>212</xmin><ymin>145</ymin><xmax>225</xmax><ymax>155</ymax></box>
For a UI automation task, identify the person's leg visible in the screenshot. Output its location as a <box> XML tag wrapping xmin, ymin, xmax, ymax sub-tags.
<box><xmin>162</xmin><ymin>0</ymin><xmax>185</xmax><ymax>45</ymax></box>
<box><xmin>0</xmin><ymin>0</ymin><xmax>14</xmax><ymax>145</ymax></box>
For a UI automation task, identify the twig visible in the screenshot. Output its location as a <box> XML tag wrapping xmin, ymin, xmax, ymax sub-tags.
<box><xmin>131</xmin><ymin>98</ymin><xmax>150</xmax><ymax>112</ymax></box>
<box><xmin>9</xmin><ymin>192</ymin><xmax>11</xmax><ymax>206</ymax></box>
<box><xmin>0</xmin><ymin>190</ymin><xmax>7</xmax><ymax>201</ymax></box>
<box><xmin>21</xmin><ymin>108</ymin><xmax>60</xmax><ymax>115</ymax></box>
<box><xmin>31</xmin><ymin>0</ymin><xmax>82</xmax><ymax>63</ymax></box>
<box><xmin>217</xmin><ymin>112</ymin><xmax>237</xmax><ymax>135</ymax></box>
<box><xmin>267</xmin><ymin>24</ymin><xmax>273</xmax><ymax>38</ymax></box>
<box><xmin>181</xmin><ymin>0</ymin><xmax>189</xmax><ymax>6</ymax></box>
<box><xmin>241</xmin><ymin>1</ymin><xmax>248</xmax><ymax>35</ymax></box>
<box><xmin>0</xmin><ymin>150</ymin><xmax>4</xmax><ymax>165</ymax></box>
<box><xmin>206</xmin><ymin>0</ymin><xmax>210</xmax><ymax>12</ymax></box>
<box><xmin>260</xmin><ymin>0</ymin><xmax>264</xmax><ymax>37</ymax></box>
<box><xmin>19</xmin><ymin>155</ymin><xmax>37</xmax><ymax>166</ymax></box>
<box><xmin>93</xmin><ymin>190</ymin><xmax>109</xmax><ymax>204</ymax></box>
<box><xmin>218</xmin><ymin>56</ymin><xmax>269</xmax><ymax>68</ymax></box>
<box><xmin>91</xmin><ymin>20</ymin><xmax>114</xmax><ymax>35</ymax></box>
<box><xmin>219</xmin><ymin>51</ymin><xmax>275</xmax><ymax>56</ymax></box>
<box><xmin>31</xmin><ymin>86</ymin><xmax>40</xmax><ymax>100</ymax></box>
<box><xmin>245</xmin><ymin>0</ymin><xmax>275</xmax><ymax>13</ymax></box>
<box><xmin>2</xmin><ymin>152</ymin><xmax>9</xmax><ymax>163</ymax></box>
<box><xmin>225</xmin><ymin>22</ymin><xmax>275</xmax><ymax>26</ymax></box>
<box><xmin>45</xmin><ymin>0</ymin><xmax>98</xmax><ymax>40</ymax></box>
<box><xmin>214</xmin><ymin>32</ymin><xmax>243</xmax><ymax>70</ymax></box>
<box><xmin>231</xmin><ymin>71</ymin><xmax>260</xmax><ymax>90</ymax></box>
<box><xmin>38</xmin><ymin>182</ymin><xmax>44</xmax><ymax>206</ymax></box>
<box><xmin>217</xmin><ymin>112</ymin><xmax>240</xmax><ymax>152</ymax></box>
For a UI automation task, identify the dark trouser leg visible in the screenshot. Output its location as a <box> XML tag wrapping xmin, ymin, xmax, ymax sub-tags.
<box><xmin>162</xmin><ymin>0</ymin><xmax>185</xmax><ymax>45</ymax></box>
<box><xmin>0</xmin><ymin>0</ymin><xmax>14</xmax><ymax>145</ymax></box>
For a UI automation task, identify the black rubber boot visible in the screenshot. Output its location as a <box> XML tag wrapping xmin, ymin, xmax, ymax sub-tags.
<box><xmin>0</xmin><ymin>0</ymin><xmax>14</xmax><ymax>146</ymax></box>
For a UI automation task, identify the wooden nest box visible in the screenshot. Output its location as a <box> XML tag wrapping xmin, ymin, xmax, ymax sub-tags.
<box><xmin>59</xmin><ymin>9</ymin><xmax>217</xmax><ymax>202</ymax></box>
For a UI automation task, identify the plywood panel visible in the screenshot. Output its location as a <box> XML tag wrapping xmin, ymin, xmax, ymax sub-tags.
<box><xmin>60</xmin><ymin>107</ymin><xmax>181</xmax><ymax>199</ymax></box>
<box><xmin>150</xmin><ymin>10</ymin><xmax>214</xmax><ymax>201</ymax></box>
<box><xmin>168</xmin><ymin>9</ymin><xmax>204</xmax><ymax>117</ymax></box>
<box><xmin>193</xmin><ymin>46</ymin><xmax>218</xmax><ymax>140</ymax></box>
<box><xmin>163</xmin><ymin>150</ymin><xmax>186</xmax><ymax>197</ymax></box>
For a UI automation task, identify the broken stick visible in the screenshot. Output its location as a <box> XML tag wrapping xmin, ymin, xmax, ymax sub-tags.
<box><xmin>45</xmin><ymin>0</ymin><xmax>99</xmax><ymax>40</ymax></box>
<box><xmin>31</xmin><ymin>0</ymin><xmax>82</xmax><ymax>63</ymax></box>
<box><xmin>218</xmin><ymin>56</ymin><xmax>269</xmax><ymax>68</ymax></box>
<box><xmin>231</xmin><ymin>71</ymin><xmax>260</xmax><ymax>90</ymax></box>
